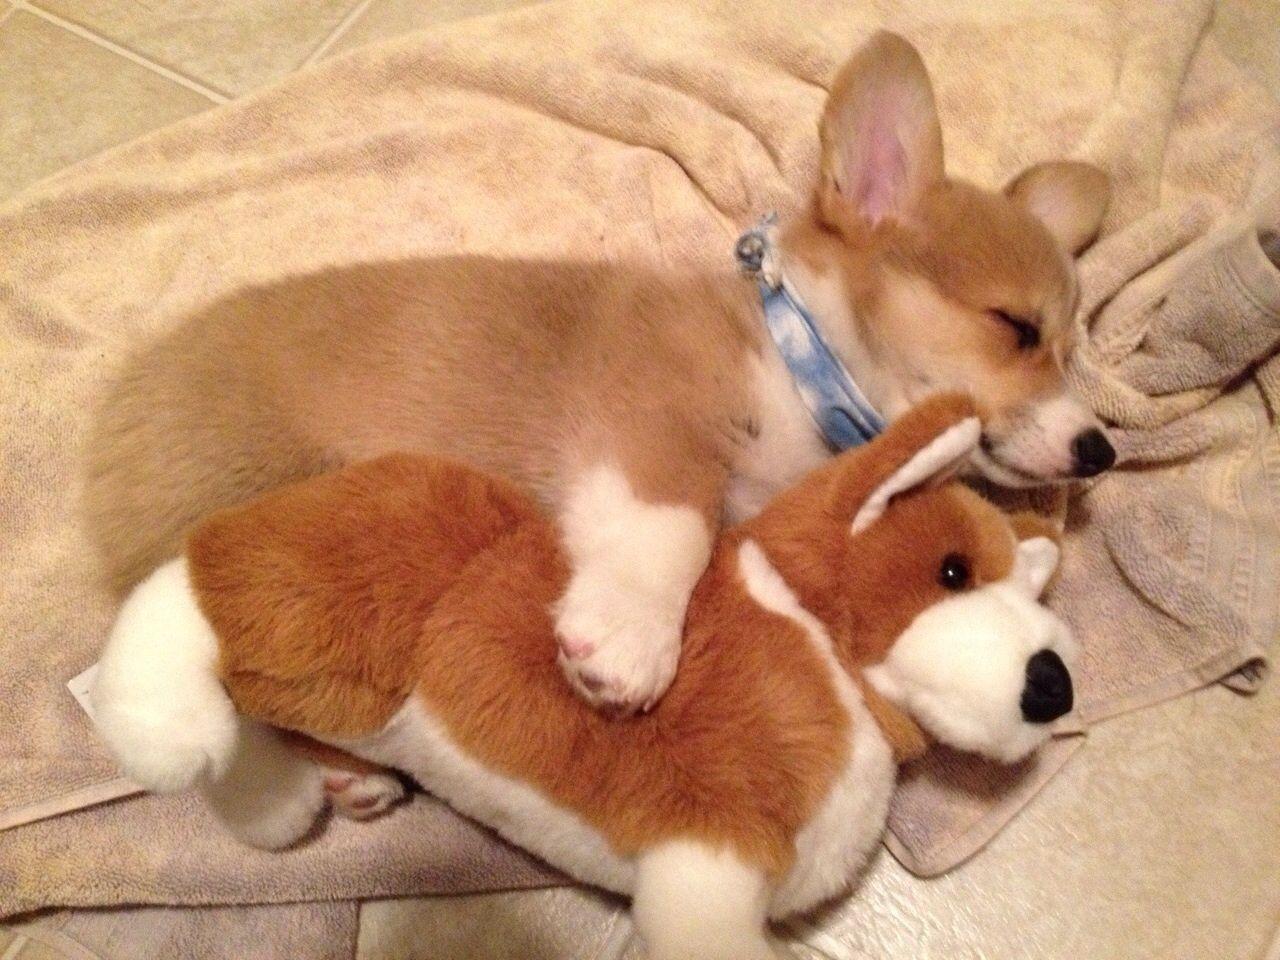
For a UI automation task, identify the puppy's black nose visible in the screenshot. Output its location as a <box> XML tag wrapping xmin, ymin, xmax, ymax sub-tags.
<box><xmin>1021</xmin><ymin>650</ymin><xmax>1073</xmax><ymax>723</ymax></box>
<box><xmin>1071</xmin><ymin>428</ymin><xmax>1115</xmax><ymax>477</ymax></box>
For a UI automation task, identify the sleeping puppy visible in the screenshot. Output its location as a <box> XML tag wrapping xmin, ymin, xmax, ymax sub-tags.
<box><xmin>83</xmin><ymin>32</ymin><xmax>1111</xmax><ymax>729</ymax></box>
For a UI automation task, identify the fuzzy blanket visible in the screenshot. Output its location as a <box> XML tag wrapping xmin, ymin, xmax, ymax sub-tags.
<box><xmin>1</xmin><ymin>0</ymin><xmax>1276</xmax><ymax>916</ymax></box>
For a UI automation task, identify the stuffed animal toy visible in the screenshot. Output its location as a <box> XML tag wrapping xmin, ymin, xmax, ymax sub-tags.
<box><xmin>90</xmin><ymin>394</ymin><xmax>1076</xmax><ymax>960</ymax></box>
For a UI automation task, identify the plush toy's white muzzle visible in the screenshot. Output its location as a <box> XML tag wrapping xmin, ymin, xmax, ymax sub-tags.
<box><xmin>865</xmin><ymin>536</ymin><xmax>1078</xmax><ymax>764</ymax></box>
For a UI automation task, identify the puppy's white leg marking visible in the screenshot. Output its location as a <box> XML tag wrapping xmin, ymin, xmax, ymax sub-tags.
<box><xmin>553</xmin><ymin>465</ymin><xmax>711</xmax><ymax>713</ymax></box>
<box><xmin>323</xmin><ymin>768</ymin><xmax>407</xmax><ymax>820</ymax></box>
<box><xmin>632</xmin><ymin>841</ymin><xmax>779</xmax><ymax>960</ymax></box>
<box><xmin>201</xmin><ymin>720</ymin><xmax>326</xmax><ymax>850</ymax></box>
<box><xmin>89</xmin><ymin>557</ymin><xmax>239</xmax><ymax>793</ymax></box>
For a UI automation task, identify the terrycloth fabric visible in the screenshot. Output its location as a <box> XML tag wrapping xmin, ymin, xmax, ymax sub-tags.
<box><xmin>1</xmin><ymin>0</ymin><xmax>1277</xmax><ymax>913</ymax></box>
<box><xmin>2</xmin><ymin>902</ymin><xmax>359</xmax><ymax>960</ymax></box>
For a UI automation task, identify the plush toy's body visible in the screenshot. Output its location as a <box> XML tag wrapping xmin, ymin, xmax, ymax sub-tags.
<box><xmin>92</xmin><ymin>396</ymin><xmax>1077</xmax><ymax>960</ymax></box>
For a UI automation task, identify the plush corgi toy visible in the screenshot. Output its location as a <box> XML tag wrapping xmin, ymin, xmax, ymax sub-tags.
<box><xmin>90</xmin><ymin>395</ymin><xmax>1076</xmax><ymax>960</ymax></box>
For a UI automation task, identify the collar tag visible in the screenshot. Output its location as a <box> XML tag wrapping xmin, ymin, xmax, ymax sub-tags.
<box><xmin>735</xmin><ymin>214</ymin><xmax>886</xmax><ymax>451</ymax></box>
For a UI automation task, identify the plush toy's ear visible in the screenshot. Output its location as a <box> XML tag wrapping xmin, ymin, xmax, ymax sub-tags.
<box><xmin>842</xmin><ymin>393</ymin><xmax>981</xmax><ymax>534</ymax></box>
<box><xmin>1007</xmin><ymin>511</ymin><xmax>1063</xmax><ymax>598</ymax></box>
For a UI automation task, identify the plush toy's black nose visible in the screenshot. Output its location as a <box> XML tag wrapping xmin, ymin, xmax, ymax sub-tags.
<box><xmin>1071</xmin><ymin>428</ymin><xmax>1115</xmax><ymax>477</ymax></box>
<box><xmin>1021</xmin><ymin>650</ymin><xmax>1073</xmax><ymax>723</ymax></box>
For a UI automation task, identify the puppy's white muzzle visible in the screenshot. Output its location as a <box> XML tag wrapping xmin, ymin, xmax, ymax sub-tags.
<box><xmin>975</xmin><ymin>390</ymin><xmax>1115</xmax><ymax>485</ymax></box>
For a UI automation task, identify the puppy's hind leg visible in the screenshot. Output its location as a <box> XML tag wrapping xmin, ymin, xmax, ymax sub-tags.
<box><xmin>200</xmin><ymin>720</ymin><xmax>327</xmax><ymax>850</ymax></box>
<box><xmin>282</xmin><ymin>733</ymin><xmax>408</xmax><ymax>822</ymax></box>
<box><xmin>632</xmin><ymin>841</ymin><xmax>782</xmax><ymax>960</ymax></box>
<box><xmin>82</xmin><ymin>331</ymin><xmax>334</xmax><ymax>598</ymax></box>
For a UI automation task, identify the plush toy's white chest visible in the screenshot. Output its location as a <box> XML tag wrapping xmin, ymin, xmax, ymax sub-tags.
<box><xmin>769</xmin><ymin>684</ymin><xmax>896</xmax><ymax>917</ymax></box>
<box><xmin>735</xmin><ymin>540</ymin><xmax>897</xmax><ymax>917</ymax></box>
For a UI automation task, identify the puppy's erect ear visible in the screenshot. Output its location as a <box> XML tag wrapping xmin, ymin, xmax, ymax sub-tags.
<box><xmin>819</xmin><ymin>32</ymin><xmax>944</xmax><ymax>229</ymax></box>
<box><xmin>1007</xmin><ymin>511</ymin><xmax>1063</xmax><ymax>597</ymax></box>
<box><xmin>839</xmin><ymin>393</ymin><xmax>981</xmax><ymax>534</ymax></box>
<box><xmin>1005</xmin><ymin>161</ymin><xmax>1111</xmax><ymax>255</ymax></box>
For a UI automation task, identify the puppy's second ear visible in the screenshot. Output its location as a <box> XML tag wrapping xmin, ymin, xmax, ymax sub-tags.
<box><xmin>1005</xmin><ymin>161</ymin><xmax>1111</xmax><ymax>255</ymax></box>
<box><xmin>819</xmin><ymin>31</ymin><xmax>943</xmax><ymax>229</ymax></box>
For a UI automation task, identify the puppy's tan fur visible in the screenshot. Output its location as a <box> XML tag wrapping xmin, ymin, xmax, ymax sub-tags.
<box><xmin>90</xmin><ymin>260</ymin><xmax>755</xmax><ymax>595</ymax></box>
<box><xmin>85</xmin><ymin>33</ymin><xmax>1109</xmax><ymax>605</ymax></box>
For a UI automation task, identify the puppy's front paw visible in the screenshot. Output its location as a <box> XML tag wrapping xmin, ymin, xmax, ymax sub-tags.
<box><xmin>554</xmin><ymin>573</ymin><xmax>684</xmax><ymax>715</ymax></box>
<box><xmin>553</xmin><ymin>463</ymin><xmax>711</xmax><ymax>716</ymax></box>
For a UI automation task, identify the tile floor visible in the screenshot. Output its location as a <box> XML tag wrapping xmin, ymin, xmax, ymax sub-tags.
<box><xmin>3</xmin><ymin>2</ymin><xmax>1278</xmax><ymax>958</ymax></box>
<box><xmin>0</xmin><ymin>0</ymin><xmax>541</xmax><ymax>200</ymax></box>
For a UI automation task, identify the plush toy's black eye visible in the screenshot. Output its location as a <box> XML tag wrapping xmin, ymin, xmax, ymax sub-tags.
<box><xmin>938</xmin><ymin>552</ymin><xmax>971</xmax><ymax>590</ymax></box>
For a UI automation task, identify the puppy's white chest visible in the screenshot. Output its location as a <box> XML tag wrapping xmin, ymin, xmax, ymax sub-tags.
<box><xmin>726</xmin><ymin>350</ymin><xmax>830</xmax><ymax>523</ymax></box>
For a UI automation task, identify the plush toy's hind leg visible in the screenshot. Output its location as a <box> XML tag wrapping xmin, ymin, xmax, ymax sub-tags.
<box><xmin>200</xmin><ymin>720</ymin><xmax>327</xmax><ymax>850</ymax></box>
<box><xmin>632</xmin><ymin>841</ymin><xmax>780</xmax><ymax>960</ymax></box>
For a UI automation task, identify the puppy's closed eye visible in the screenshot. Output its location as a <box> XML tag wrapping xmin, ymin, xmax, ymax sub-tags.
<box><xmin>991</xmin><ymin>310</ymin><xmax>1040</xmax><ymax>350</ymax></box>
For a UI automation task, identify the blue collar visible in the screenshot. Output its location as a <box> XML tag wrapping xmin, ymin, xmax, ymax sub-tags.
<box><xmin>735</xmin><ymin>214</ymin><xmax>885</xmax><ymax>450</ymax></box>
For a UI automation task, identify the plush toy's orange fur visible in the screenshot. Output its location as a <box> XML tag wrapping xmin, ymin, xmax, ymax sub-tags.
<box><xmin>184</xmin><ymin>394</ymin><xmax>1057</xmax><ymax>879</ymax></box>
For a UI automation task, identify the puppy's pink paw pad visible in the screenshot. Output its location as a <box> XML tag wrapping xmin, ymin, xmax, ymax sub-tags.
<box><xmin>323</xmin><ymin>773</ymin><xmax>355</xmax><ymax>792</ymax></box>
<box><xmin>557</xmin><ymin>636</ymin><xmax>596</xmax><ymax>660</ymax></box>
<box><xmin>324</xmin><ymin>771</ymin><xmax>406</xmax><ymax>821</ymax></box>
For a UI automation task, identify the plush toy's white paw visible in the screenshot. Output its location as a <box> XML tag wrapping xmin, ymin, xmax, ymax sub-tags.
<box><xmin>323</xmin><ymin>770</ymin><xmax>407</xmax><ymax>821</ymax></box>
<box><xmin>93</xmin><ymin>700</ymin><xmax>238</xmax><ymax>793</ymax></box>
<box><xmin>554</xmin><ymin>572</ymin><xmax>683</xmax><ymax>715</ymax></box>
<box><xmin>89</xmin><ymin>557</ymin><xmax>239</xmax><ymax>793</ymax></box>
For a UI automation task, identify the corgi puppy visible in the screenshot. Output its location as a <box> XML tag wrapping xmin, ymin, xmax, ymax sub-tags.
<box><xmin>90</xmin><ymin>397</ymin><xmax>1078</xmax><ymax>960</ymax></box>
<box><xmin>84</xmin><ymin>32</ymin><xmax>1111</xmax><ymax>722</ymax></box>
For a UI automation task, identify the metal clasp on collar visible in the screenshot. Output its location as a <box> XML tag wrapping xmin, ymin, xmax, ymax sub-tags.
<box><xmin>734</xmin><ymin>212</ymin><xmax>783</xmax><ymax>290</ymax></box>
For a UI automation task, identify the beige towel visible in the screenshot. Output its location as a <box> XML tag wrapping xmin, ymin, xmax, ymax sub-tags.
<box><xmin>1</xmin><ymin>902</ymin><xmax>358</xmax><ymax>960</ymax></box>
<box><xmin>1</xmin><ymin>0</ymin><xmax>1276</xmax><ymax>912</ymax></box>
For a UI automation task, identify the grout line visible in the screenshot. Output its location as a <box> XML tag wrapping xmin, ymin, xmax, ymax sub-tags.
<box><xmin>17</xmin><ymin>1</ymin><xmax>232</xmax><ymax>103</ymax></box>
<box><xmin>0</xmin><ymin>935</ymin><xmax>28</xmax><ymax>960</ymax></box>
<box><xmin>588</xmin><ymin>910</ymin><xmax>634</xmax><ymax>960</ymax></box>
<box><xmin>301</xmin><ymin>0</ymin><xmax>377</xmax><ymax>67</ymax></box>
<box><xmin>0</xmin><ymin>5</ymin><xmax>16</xmax><ymax>27</ymax></box>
